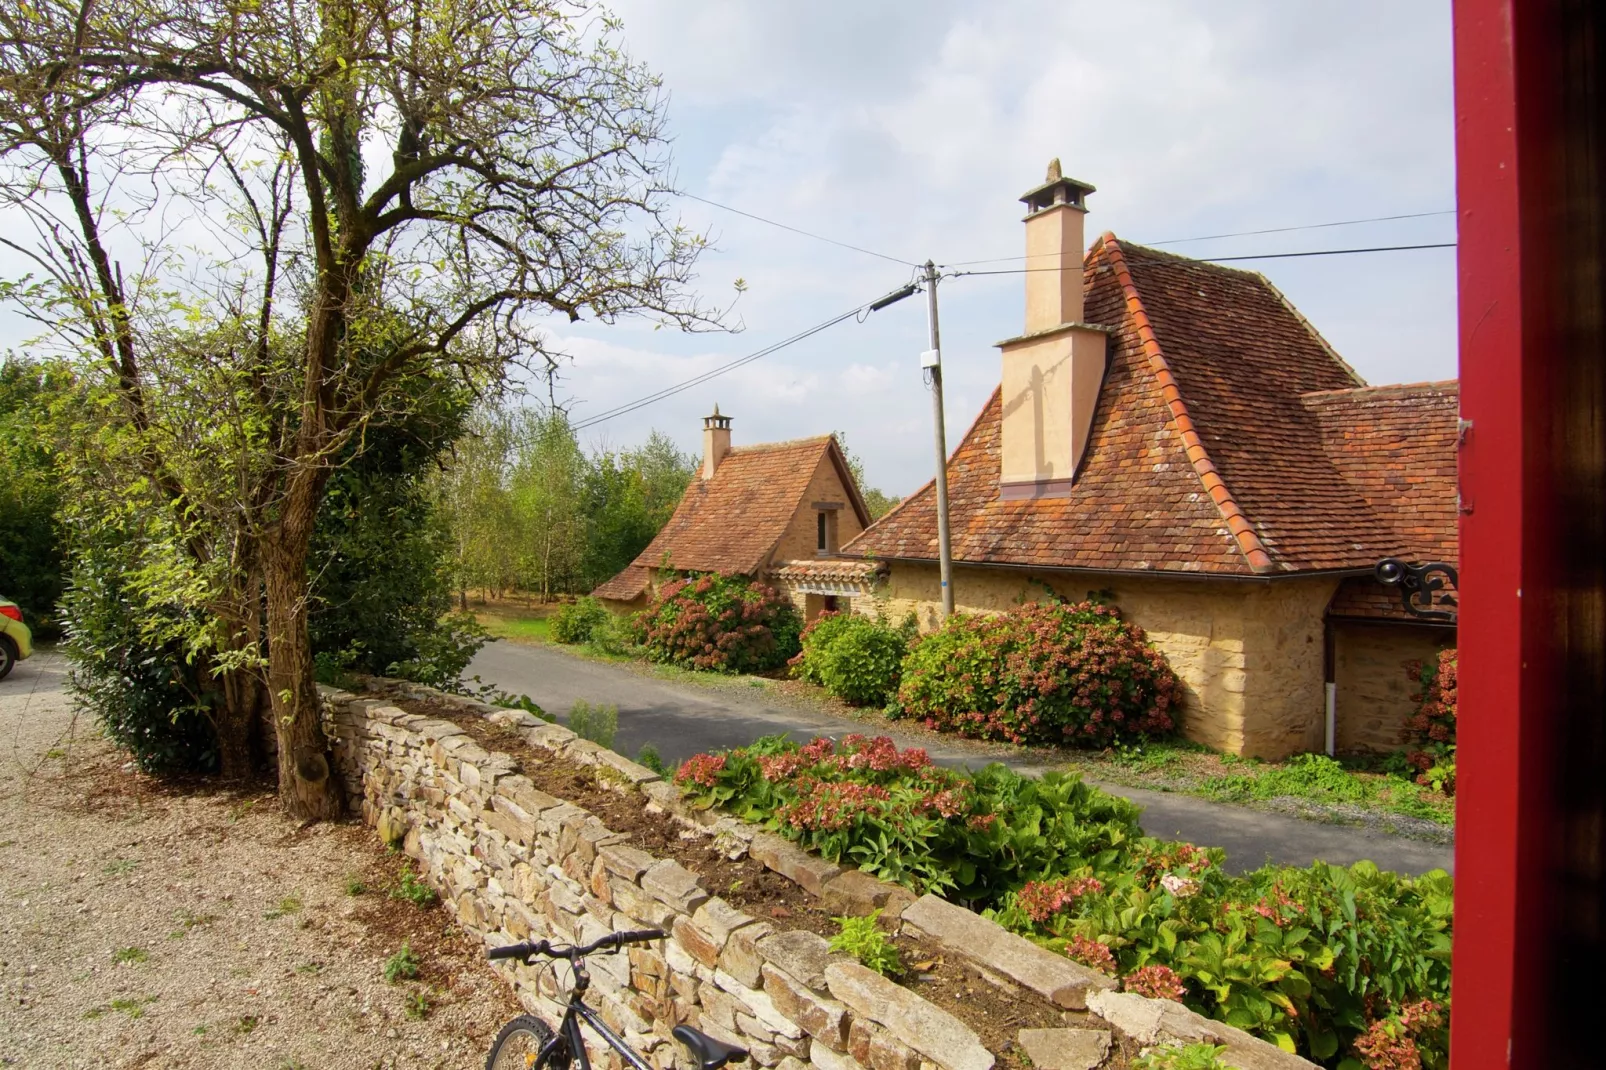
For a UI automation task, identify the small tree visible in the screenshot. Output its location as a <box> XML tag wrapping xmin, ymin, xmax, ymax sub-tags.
<box><xmin>0</xmin><ymin>0</ymin><xmax>725</xmax><ymax>817</ymax></box>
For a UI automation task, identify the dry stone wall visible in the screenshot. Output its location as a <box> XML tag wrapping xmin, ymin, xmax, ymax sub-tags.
<box><xmin>317</xmin><ymin>683</ymin><xmax>1314</xmax><ymax>1070</ymax></box>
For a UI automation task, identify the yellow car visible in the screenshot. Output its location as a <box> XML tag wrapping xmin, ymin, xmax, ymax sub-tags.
<box><xmin>0</xmin><ymin>596</ymin><xmax>33</xmax><ymax>680</ymax></box>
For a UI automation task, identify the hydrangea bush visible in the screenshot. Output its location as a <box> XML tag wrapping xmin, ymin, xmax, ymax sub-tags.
<box><xmin>893</xmin><ymin>600</ymin><xmax>1179</xmax><ymax>747</ymax></box>
<box><xmin>1403</xmin><ymin>649</ymin><xmax>1456</xmax><ymax>795</ymax></box>
<box><xmin>631</xmin><ymin>573</ymin><xmax>801</xmax><ymax>674</ymax></box>
<box><xmin>676</xmin><ymin>733</ymin><xmax>1453</xmax><ymax>1069</ymax></box>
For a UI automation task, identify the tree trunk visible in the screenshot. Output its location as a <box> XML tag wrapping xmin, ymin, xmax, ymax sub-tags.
<box><xmin>263</xmin><ymin>482</ymin><xmax>343</xmax><ymax>821</ymax></box>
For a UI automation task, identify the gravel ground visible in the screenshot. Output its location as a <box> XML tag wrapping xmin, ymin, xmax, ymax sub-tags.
<box><xmin>0</xmin><ymin>651</ymin><xmax>520</xmax><ymax>1070</ymax></box>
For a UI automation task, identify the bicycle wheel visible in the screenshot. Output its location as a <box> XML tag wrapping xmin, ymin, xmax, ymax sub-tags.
<box><xmin>486</xmin><ymin>1014</ymin><xmax>570</xmax><ymax>1070</ymax></box>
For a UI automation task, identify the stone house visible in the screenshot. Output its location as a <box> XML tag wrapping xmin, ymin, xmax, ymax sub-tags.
<box><xmin>806</xmin><ymin>164</ymin><xmax>1458</xmax><ymax>759</ymax></box>
<box><xmin>591</xmin><ymin>407</ymin><xmax>873</xmax><ymax>621</ymax></box>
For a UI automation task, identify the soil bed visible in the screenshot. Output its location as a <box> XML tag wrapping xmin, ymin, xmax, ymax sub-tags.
<box><xmin>389</xmin><ymin>693</ymin><xmax>1129</xmax><ymax>1069</ymax></box>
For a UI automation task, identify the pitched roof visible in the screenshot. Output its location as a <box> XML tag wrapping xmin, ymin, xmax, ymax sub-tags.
<box><xmin>592</xmin><ymin>564</ymin><xmax>651</xmax><ymax>602</ymax></box>
<box><xmin>594</xmin><ymin>436</ymin><xmax>868</xmax><ymax>593</ymax></box>
<box><xmin>844</xmin><ymin>235</ymin><xmax>1459</xmax><ymax>578</ymax></box>
<box><xmin>770</xmin><ymin>558</ymin><xmax>888</xmax><ymax>585</ymax></box>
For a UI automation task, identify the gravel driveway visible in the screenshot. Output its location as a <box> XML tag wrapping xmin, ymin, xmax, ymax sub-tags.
<box><xmin>0</xmin><ymin>651</ymin><xmax>519</xmax><ymax>1069</ymax></box>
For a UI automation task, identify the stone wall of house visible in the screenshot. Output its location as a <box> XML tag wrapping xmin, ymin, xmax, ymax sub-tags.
<box><xmin>318</xmin><ymin>684</ymin><xmax>1314</xmax><ymax>1070</ymax></box>
<box><xmin>857</xmin><ymin>562</ymin><xmax>1341</xmax><ymax>759</ymax></box>
<box><xmin>1237</xmin><ymin>578</ymin><xmax>1342</xmax><ymax>758</ymax></box>
<box><xmin>1332</xmin><ymin>621</ymin><xmax>1455</xmax><ymax>753</ymax></box>
<box><xmin>771</xmin><ymin>454</ymin><xmax>867</xmax><ymax>564</ymax></box>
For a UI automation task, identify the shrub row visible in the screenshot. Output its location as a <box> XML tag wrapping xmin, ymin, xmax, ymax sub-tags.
<box><xmin>676</xmin><ymin>735</ymin><xmax>1452</xmax><ymax>1069</ymax></box>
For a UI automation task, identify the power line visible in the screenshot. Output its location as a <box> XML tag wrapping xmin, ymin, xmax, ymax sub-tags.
<box><xmin>942</xmin><ymin>210</ymin><xmax>1456</xmax><ymax>267</ymax></box>
<box><xmin>681</xmin><ymin>191</ymin><xmax>919</xmax><ymax>267</ymax></box>
<box><xmin>950</xmin><ymin>242</ymin><xmax>1456</xmax><ymax>278</ymax></box>
<box><xmin>570</xmin><ymin>296</ymin><xmax>893</xmax><ymax>431</ymax></box>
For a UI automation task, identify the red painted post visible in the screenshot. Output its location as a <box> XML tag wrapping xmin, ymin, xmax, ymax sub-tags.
<box><xmin>1450</xmin><ymin>1</ymin><xmax>1559</xmax><ymax>1067</ymax></box>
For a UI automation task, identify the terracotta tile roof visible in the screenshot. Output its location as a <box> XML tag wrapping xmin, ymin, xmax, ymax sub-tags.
<box><xmin>592</xmin><ymin>564</ymin><xmax>651</xmax><ymax>602</ymax></box>
<box><xmin>593</xmin><ymin>436</ymin><xmax>865</xmax><ymax>597</ymax></box>
<box><xmin>770</xmin><ymin>559</ymin><xmax>888</xmax><ymax>585</ymax></box>
<box><xmin>844</xmin><ymin>235</ymin><xmax>1460</xmax><ymax>578</ymax></box>
<box><xmin>1300</xmin><ymin>381</ymin><xmax>1460</xmax><ymax>564</ymax></box>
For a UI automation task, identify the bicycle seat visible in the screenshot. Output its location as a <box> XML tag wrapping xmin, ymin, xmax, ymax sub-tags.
<box><xmin>673</xmin><ymin>1025</ymin><xmax>749</xmax><ymax>1070</ymax></box>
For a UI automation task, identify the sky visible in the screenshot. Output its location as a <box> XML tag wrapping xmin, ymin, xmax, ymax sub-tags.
<box><xmin>544</xmin><ymin>0</ymin><xmax>1459</xmax><ymax>495</ymax></box>
<box><xmin>0</xmin><ymin>1</ymin><xmax>1458</xmax><ymax>497</ymax></box>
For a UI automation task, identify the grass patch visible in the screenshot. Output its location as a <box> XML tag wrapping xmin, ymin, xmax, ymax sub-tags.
<box><xmin>231</xmin><ymin>1014</ymin><xmax>260</xmax><ymax>1036</ymax></box>
<box><xmin>342</xmin><ymin>873</ymin><xmax>369</xmax><ymax>896</ymax></box>
<box><xmin>263</xmin><ymin>894</ymin><xmax>303</xmax><ymax>919</ymax></box>
<box><xmin>476</xmin><ymin>608</ymin><xmax>553</xmax><ymax>644</ymax></box>
<box><xmin>169</xmin><ymin>909</ymin><xmax>219</xmax><ymax>939</ymax></box>
<box><xmin>86</xmin><ymin>995</ymin><xmax>156</xmax><ymax>1019</ymax></box>
<box><xmin>1060</xmin><ymin>741</ymin><xmax>1455</xmax><ymax>830</ymax></box>
<box><xmin>102</xmin><ymin>859</ymin><xmax>137</xmax><ymax>876</ymax></box>
<box><xmin>112</xmin><ymin>946</ymin><xmax>149</xmax><ymax>965</ymax></box>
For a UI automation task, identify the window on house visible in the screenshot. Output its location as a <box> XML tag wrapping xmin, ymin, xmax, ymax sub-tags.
<box><xmin>817</xmin><ymin>511</ymin><xmax>828</xmax><ymax>552</ymax></box>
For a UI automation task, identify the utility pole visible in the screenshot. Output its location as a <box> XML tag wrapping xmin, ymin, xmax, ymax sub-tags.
<box><xmin>867</xmin><ymin>265</ymin><xmax>956</xmax><ymax>618</ymax></box>
<box><xmin>921</xmin><ymin>260</ymin><xmax>956</xmax><ymax>618</ymax></box>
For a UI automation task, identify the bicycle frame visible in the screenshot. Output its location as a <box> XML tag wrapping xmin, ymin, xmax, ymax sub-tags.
<box><xmin>537</xmin><ymin>959</ymin><xmax>655</xmax><ymax>1070</ymax></box>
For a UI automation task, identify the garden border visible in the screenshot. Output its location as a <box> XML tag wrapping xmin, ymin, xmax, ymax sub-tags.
<box><xmin>316</xmin><ymin>681</ymin><xmax>1316</xmax><ymax>1070</ymax></box>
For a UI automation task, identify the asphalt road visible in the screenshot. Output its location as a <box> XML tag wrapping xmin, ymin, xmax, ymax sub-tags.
<box><xmin>465</xmin><ymin>640</ymin><xmax>1456</xmax><ymax>877</ymax></box>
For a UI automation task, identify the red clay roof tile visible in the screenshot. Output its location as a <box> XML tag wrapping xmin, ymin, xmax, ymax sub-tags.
<box><xmin>843</xmin><ymin>236</ymin><xmax>1460</xmax><ymax>579</ymax></box>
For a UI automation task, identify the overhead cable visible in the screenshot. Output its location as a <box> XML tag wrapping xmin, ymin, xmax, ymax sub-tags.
<box><xmin>681</xmin><ymin>192</ymin><xmax>919</xmax><ymax>267</ymax></box>
<box><xmin>950</xmin><ymin>242</ymin><xmax>1457</xmax><ymax>278</ymax></box>
<box><xmin>570</xmin><ymin>292</ymin><xmax>903</xmax><ymax>430</ymax></box>
<box><xmin>942</xmin><ymin>210</ymin><xmax>1457</xmax><ymax>267</ymax></box>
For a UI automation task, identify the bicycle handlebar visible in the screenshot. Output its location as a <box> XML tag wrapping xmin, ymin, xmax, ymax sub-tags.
<box><xmin>488</xmin><ymin>928</ymin><xmax>665</xmax><ymax>963</ymax></box>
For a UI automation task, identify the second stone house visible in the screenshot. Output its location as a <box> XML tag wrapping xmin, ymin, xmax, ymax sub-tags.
<box><xmin>591</xmin><ymin>407</ymin><xmax>873</xmax><ymax>621</ymax></box>
<box><xmin>807</xmin><ymin>162</ymin><xmax>1459</xmax><ymax>760</ymax></box>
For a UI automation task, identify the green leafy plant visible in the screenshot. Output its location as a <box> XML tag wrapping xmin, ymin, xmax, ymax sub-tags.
<box><xmin>675</xmin><ymin>734</ymin><xmax>1143</xmax><ymax>903</ymax></box>
<box><xmin>343</xmin><ymin>874</ymin><xmax>369</xmax><ymax>896</ymax></box>
<box><xmin>1199</xmin><ymin>753</ymin><xmax>1372</xmax><ymax>805</ymax></box>
<box><xmin>676</xmin><ymin>733</ymin><xmax>1453</xmax><ymax>1066</ymax></box>
<box><xmin>829</xmin><ymin>910</ymin><xmax>901</xmax><ymax>977</ymax></box>
<box><xmin>551</xmin><ymin>596</ymin><xmax>612</xmax><ymax>644</ymax></box>
<box><xmin>636</xmin><ymin>743</ymin><xmax>668</xmax><ymax>776</ymax></box>
<box><xmin>1132</xmin><ymin>1044</ymin><xmax>1231</xmax><ymax>1070</ymax></box>
<box><xmin>631</xmin><ymin>573</ymin><xmax>802</xmax><ymax>674</ymax></box>
<box><xmin>112</xmin><ymin>946</ymin><xmax>149</xmax><ymax>965</ymax></box>
<box><xmin>384</xmin><ymin>942</ymin><xmax>422</xmax><ymax>984</ymax></box>
<box><xmin>790</xmin><ymin>612</ymin><xmax>907</xmax><ymax>706</ymax></box>
<box><xmin>569</xmin><ymin>700</ymin><xmax>619</xmax><ymax>749</ymax></box>
<box><xmin>391</xmin><ymin>864</ymin><xmax>438</xmax><ymax>908</ymax></box>
<box><xmin>403</xmin><ymin>987</ymin><xmax>433</xmax><ymax>1019</ymax></box>
<box><xmin>893</xmin><ymin>600</ymin><xmax>1178</xmax><ymax>748</ymax></box>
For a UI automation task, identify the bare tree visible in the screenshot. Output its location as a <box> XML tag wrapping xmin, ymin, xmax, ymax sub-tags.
<box><xmin>0</xmin><ymin>0</ymin><xmax>723</xmax><ymax>817</ymax></box>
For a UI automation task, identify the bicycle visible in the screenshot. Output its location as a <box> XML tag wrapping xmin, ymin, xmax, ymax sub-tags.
<box><xmin>486</xmin><ymin>928</ymin><xmax>750</xmax><ymax>1070</ymax></box>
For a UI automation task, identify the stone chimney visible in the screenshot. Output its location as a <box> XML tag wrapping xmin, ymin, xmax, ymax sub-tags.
<box><xmin>996</xmin><ymin>160</ymin><xmax>1109</xmax><ymax>499</ymax></box>
<box><xmin>702</xmin><ymin>404</ymin><xmax>732</xmax><ymax>479</ymax></box>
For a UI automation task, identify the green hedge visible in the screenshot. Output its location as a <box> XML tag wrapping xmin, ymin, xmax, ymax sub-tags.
<box><xmin>552</xmin><ymin>596</ymin><xmax>612</xmax><ymax>645</ymax></box>
<box><xmin>790</xmin><ymin>612</ymin><xmax>908</xmax><ymax>706</ymax></box>
<box><xmin>676</xmin><ymin>735</ymin><xmax>1451</xmax><ymax>1069</ymax></box>
<box><xmin>893</xmin><ymin>600</ymin><xmax>1179</xmax><ymax>748</ymax></box>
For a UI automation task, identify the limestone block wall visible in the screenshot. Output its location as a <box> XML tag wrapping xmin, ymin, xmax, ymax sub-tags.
<box><xmin>1332</xmin><ymin>621</ymin><xmax>1455</xmax><ymax>753</ymax></box>
<box><xmin>317</xmin><ymin>684</ymin><xmax>1313</xmax><ymax>1070</ymax></box>
<box><xmin>771</xmin><ymin>453</ymin><xmax>867</xmax><ymax>564</ymax></box>
<box><xmin>860</xmin><ymin>562</ymin><xmax>1338</xmax><ymax>757</ymax></box>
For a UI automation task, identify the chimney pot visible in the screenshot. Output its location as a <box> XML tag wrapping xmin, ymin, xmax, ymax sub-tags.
<box><xmin>702</xmin><ymin>404</ymin><xmax>732</xmax><ymax>478</ymax></box>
